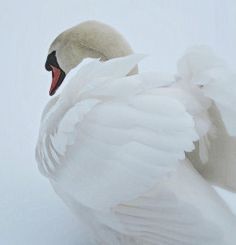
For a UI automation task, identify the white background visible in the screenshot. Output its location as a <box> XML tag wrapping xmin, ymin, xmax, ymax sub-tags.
<box><xmin>1</xmin><ymin>0</ymin><xmax>236</xmax><ymax>244</ymax></box>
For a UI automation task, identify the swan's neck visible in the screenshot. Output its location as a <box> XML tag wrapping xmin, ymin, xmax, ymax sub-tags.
<box><xmin>49</xmin><ymin>21</ymin><xmax>138</xmax><ymax>74</ymax></box>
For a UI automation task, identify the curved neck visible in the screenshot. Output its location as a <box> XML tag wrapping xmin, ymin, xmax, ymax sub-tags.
<box><xmin>50</xmin><ymin>21</ymin><xmax>138</xmax><ymax>74</ymax></box>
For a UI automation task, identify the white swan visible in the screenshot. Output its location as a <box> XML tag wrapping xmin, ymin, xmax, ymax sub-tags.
<box><xmin>36</xmin><ymin>21</ymin><xmax>236</xmax><ymax>244</ymax></box>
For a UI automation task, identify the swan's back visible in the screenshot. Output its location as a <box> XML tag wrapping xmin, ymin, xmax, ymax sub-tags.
<box><xmin>36</xmin><ymin>46</ymin><xmax>236</xmax><ymax>244</ymax></box>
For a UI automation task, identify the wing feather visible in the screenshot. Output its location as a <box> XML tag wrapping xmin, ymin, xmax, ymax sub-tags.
<box><xmin>48</xmin><ymin>90</ymin><xmax>198</xmax><ymax>210</ymax></box>
<box><xmin>36</xmin><ymin>54</ymin><xmax>236</xmax><ymax>244</ymax></box>
<box><xmin>177</xmin><ymin>47</ymin><xmax>236</xmax><ymax>191</ymax></box>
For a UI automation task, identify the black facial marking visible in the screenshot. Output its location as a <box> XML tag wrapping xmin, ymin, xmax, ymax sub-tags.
<box><xmin>45</xmin><ymin>50</ymin><xmax>66</xmax><ymax>96</ymax></box>
<box><xmin>45</xmin><ymin>51</ymin><xmax>60</xmax><ymax>71</ymax></box>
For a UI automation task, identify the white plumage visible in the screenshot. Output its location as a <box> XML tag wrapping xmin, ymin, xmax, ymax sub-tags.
<box><xmin>36</xmin><ymin>21</ymin><xmax>236</xmax><ymax>244</ymax></box>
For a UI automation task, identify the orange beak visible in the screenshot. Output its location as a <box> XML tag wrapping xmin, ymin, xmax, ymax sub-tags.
<box><xmin>49</xmin><ymin>65</ymin><xmax>66</xmax><ymax>96</ymax></box>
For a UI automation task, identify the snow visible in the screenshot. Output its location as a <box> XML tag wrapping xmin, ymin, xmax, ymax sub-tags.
<box><xmin>0</xmin><ymin>0</ymin><xmax>236</xmax><ymax>244</ymax></box>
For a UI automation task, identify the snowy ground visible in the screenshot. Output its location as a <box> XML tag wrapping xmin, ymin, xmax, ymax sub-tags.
<box><xmin>1</xmin><ymin>0</ymin><xmax>236</xmax><ymax>244</ymax></box>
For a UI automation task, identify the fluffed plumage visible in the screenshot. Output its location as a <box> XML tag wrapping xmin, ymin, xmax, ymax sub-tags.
<box><xmin>36</xmin><ymin>21</ymin><xmax>236</xmax><ymax>244</ymax></box>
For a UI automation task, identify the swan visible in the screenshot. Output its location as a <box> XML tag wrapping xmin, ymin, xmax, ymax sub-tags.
<box><xmin>36</xmin><ymin>21</ymin><xmax>236</xmax><ymax>244</ymax></box>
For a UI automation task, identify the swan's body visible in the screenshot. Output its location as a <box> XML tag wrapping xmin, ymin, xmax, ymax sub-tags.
<box><xmin>36</xmin><ymin>21</ymin><xmax>236</xmax><ymax>244</ymax></box>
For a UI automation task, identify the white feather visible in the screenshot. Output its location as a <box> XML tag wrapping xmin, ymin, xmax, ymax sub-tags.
<box><xmin>36</xmin><ymin>51</ymin><xmax>236</xmax><ymax>244</ymax></box>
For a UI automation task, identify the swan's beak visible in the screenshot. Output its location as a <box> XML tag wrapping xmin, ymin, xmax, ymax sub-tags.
<box><xmin>45</xmin><ymin>51</ymin><xmax>66</xmax><ymax>96</ymax></box>
<box><xmin>48</xmin><ymin>65</ymin><xmax>66</xmax><ymax>96</ymax></box>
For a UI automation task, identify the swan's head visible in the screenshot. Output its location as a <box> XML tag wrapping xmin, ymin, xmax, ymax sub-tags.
<box><xmin>45</xmin><ymin>20</ymin><xmax>135</xmax><ymax>96</ymax></box>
